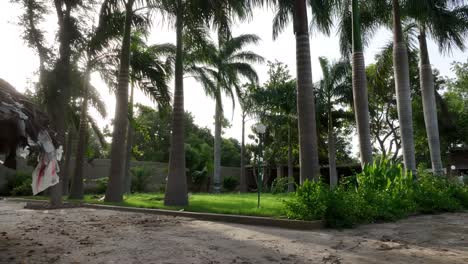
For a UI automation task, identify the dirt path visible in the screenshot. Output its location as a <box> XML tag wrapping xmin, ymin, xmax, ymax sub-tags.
<box><xmin>1</xmin><ymin>200</ymin><xmax>467</xmax><ymax>264</ymax></box>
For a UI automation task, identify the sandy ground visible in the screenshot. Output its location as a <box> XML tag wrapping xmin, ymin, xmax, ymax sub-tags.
<box><xmin>1</xmin><ymin>200</ymin><xmax>468</xmax><ymax>264</ymax></box>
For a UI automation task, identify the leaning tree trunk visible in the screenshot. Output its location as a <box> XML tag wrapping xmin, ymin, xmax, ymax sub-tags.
<box><xmin>328</xmin><ymin>104</ymin><xmax>338</xmax><ymax>188</ymax></box>
<box><xmin>351</xmin><ymin>0</ymin><xmax>373</xmax><ymax>167</ymax></box>
<box><xmin>105</xmin><ymin>0</ymin><xmax>134</xmax><ymax>202</ymax></box>
<box><xmin>69</xmin><ymin>71</ymin><xmax>90</xmax><ymax>200</ymax></box>
<box><xmin>240</xmin><ymin>112</ymin><xmax>247</xmax><ymax>192</ymax></box>
<box><xmin>213</xmin><ymin>99</ymin><xmax>222</xmax><ymax>193</ymax></box>
<box><xmin>123</xmin><ymin>84</ymin><xmax>135</xmax><ymax>193</ymax></box>
<box><xmin>294</xmin><ymin>0</ymin><xmax>320</xmax><ymax>183</ymax></box>
<box><xmin>418</xmin><ymin>27</ymin><xmax>443</xmax><ymax>175</ymax></box>
<box><xmin>287</xmin><ymin>121</ymin><xmax>295</xmax><ymax>192</ymax></box>
<box><xmin>392</xmin><ymin>0</ymin><xmax>416</xmax><ymax>175</ymax></box>
<box><xmin>164</xmin><ymin>0</ymin><xmax>188</xmax><ymax>206</ymax></box>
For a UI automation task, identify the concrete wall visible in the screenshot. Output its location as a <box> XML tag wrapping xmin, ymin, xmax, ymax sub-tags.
<box><xmin>0</xmin><ymin>156</ymin><xmax>241</xmax><ymax>193</ymax></box>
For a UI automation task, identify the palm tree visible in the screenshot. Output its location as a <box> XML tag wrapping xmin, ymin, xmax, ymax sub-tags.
<box><xmin>392</xmin><ymin>0</ymin><xmax>417</xmax><ymax>174</ymax></box>
<box><xmin>103</xmin><ymin>0</ymin><xmax>164</xmax><ymax>202</ymax></box>
<box><xmin>271</xmin><ymin>0</ymin><xmax>334</xmax><ymax>183</ymax></box>
<box><xmin>69</xmin><ymin>3</ymin><xmax>125</xmax><ymax>200</ymax></box>
<box><xmin>350</xmin><ymin>0</ymin><xmax>373</xmax><ymax>166</ymax></box>
<box><xmin>196</xmin><ymin>34</ymin><xmax>264</xmax><ymax>193</ymax></box>
<box><xmin>163</xmin><ymin>0</ymin><xmax>250</xmax><ymax>203</ymax></box>
<box><xmin>336</xmin><ymin>0</ymin><xmax>390</xmax><ymax>166</ymax></box>
<box><xmin>238</xmin><ymin>84</ymin><xmax>256</xmax><ymax>192</ymax></box>
<box><xmin>123</xmin><ymin>35</ymin><xmax>173</xmax><ymax>193</ymax></box>
<box><xmin>406</xmin><ymin>0</ymin><xmax>468</xmax><ymax>175</ymax></box>
<box><xmin>317</xmin><ymin>57</ymin><xmax>352</xmax><ymax>187</ymax></box>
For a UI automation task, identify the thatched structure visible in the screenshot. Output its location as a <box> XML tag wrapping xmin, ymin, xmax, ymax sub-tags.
<box><xmin>0</xmin><ymin>78</ymin><xmax>56</xmax><ymax>169</ymax></box>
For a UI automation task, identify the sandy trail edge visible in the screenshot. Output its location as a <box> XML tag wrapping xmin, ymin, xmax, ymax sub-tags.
<box><xmin>1</xmin><ymin>200</ymin><xmax>468</xmax><ymax>264</ymax></box>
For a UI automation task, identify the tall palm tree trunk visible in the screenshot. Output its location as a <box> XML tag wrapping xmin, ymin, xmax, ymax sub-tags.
<box><xmin>240</xmin><ymin>112</ymin><xmax>247</xmax><ymax>192</ymax></box>
<box><xmin>213</xmin><ymin>99</ymin><xmax>222</xmax><ymax>193</ymax></box>
<box><xmin>165</xmin><ymin>0</ymin><xmax>188</xmax><ymax>206</ymax></box>
<box><xmin>105</xmin><ymin>0</ymin><xmax>134</xmax><ymax>202</ymax></box>
<box><xmin>49</xmin><ymin>1</ymin><xmax>74</xmax><ymax>207</ymax></box>
<box><xmin>294</xmin><ymin>0</ymin><xmax>320</xmax><ymax>183</ymax></box>
<box><xmin>61</xmin><ymin>128</ymin><xmax>73</xmax><ymax>195</ymax></box>
<box><xmin>351</xmin><ymin>0</ymin><xmax>373</xmax><ymax>166</ymax></box>
<box><xmin>69</xmin><ymin>71</ymin><xmax>90</xmax><ymax>199</ymax></box>
<box><xmin>418</xmin><ymin>26</ymin><xmax>443</xmax><ymax>175</ymax></box>
<box><xmin>392</xmin><ymin>0</ymin><xmax>416</xmax><ymax>174</ymax></box>
<box><xmin>287</xmin><ymin>121</ymin><xmax>295</xmax><ymax>192</ymax></box>
<box><xmin>328</xmin><ymin>104</ymin><xmax>337</xmax><ymax>188</ymax></box>
<box><xmin>123</xmin><ymin>84</ymin><xmax>135</xmax><ymax>193</ymax></box>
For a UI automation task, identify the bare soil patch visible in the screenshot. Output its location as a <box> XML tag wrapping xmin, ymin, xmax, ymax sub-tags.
<box><xmin>1</xmin><ymin>200</ymin><xmax>467</xmax><ymax>264</ymax></box>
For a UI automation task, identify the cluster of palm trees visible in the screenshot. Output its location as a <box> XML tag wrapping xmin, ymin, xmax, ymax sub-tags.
<box><xmin>15</xmin><ymin>0</ymin><xmax>468</xmax><ymax>207</ymax></box>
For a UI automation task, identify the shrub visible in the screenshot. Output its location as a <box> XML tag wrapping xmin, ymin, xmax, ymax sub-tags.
<box><xmin>284</xmin><ymin>180</ymin><xmax>329</xmax><ymax>221</ymax></box>
<box><xmin>283</xmin><ymin>159</ymin><xmax>468</xmax><ymax>228</ymax></box>
<box><xmin>271</xmin><ymin>177</ymin><xmax>290</xmax><ymax>194</ymax></box>
<box><xmin>9</xmin><ymin>171</ymin><xmax>32</xmax><ymax>196</ymax></box>
<box><xmin>191</xmin><ymin>168</ymin><xmax>208</xmax><ymax>190</ymax></box>
<box><xmin>414</xmin><ymin>172</ymin><xmax>462</xmax><ymax>213</ymax></box>
<box><xmin>223</xmin><ymin>176</ymin><xmax>239</xmax><ymax>192</ymax></box>
<box><xmin>94</xmin><ymin>177</ymin><xmax>109</xmax><ymax>194</ymax></box>
<box><xmin>131</xmin><ymin>167</ymin><xmax>153</xmax><ymax>193</ymax></box>
<box><xmin>325</xmin><ymin>187</ymin><xmax>372</xmax><ymax>228</ymax></box>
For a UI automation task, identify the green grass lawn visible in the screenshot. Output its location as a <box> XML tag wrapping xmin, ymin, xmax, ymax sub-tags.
<box><xmin>83</xmin><ymin>193</ymin><xmax>292</xmax><ymax>218</ymax></box>
<box><xmin>18</xmin><ymin>193</ymin><xmax>292</xmax><ymax>218</ymax></box>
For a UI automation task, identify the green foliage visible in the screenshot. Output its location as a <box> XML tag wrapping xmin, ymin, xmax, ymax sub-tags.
<box><xmin>414</xmin><ymin>168</ymin><xmax>463</xmax><ymax>213</ymax></box>
<box><xmin>325</xmin><ymin>187</ymin><xmax>373</xmax><ymax>228</ymax></box>
<box><xmin>94</xmin><ymin>177</ymin><xmax>109</xmax><ymax>194</ymax></box>
<box><xmin>284</xmin><ymin>180</ymin><xmax>329</xmax><ymax>221</ymax></box>
<box><xmin>284</xmin><ymin>159</ymin><xmax>468</xmax><ymax>228</ymax></box>
<box><xmin>131</xmin><ymin>167</ymin><xmax>153</xmax><ymax>193</ymax></box>
<box><xmin>222</xmin><ymin>176</ymin><xmax>239</xmax><ymax>192</ymax></box>
<box><xmin>271</xmin><ymin>177</ymin><xmax>290</xmax><ymax>194</ymax></box>
<box><xmin>192</xmin><ymin>168</ymin><xmax>208</xmax><ymax>186</ymax></box>
<box><xmin>8</xmin><ymin>171</ymin><xmax>32</xmax><ymax>196</ymax></box>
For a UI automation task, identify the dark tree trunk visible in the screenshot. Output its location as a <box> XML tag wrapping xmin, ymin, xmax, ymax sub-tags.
<box><xmin>49</xmin><ymin>0</ymin><xmax>74</xmax><ymax>207</ymax></box>
<box><xmin>240</xmin><ymin>112</ymin><xmax>247</xmax><ymax>192</ymax></box>
<box><xmin>105</xmin><ymin>0</ymin><xmax>134</xmax><ymax>202</ymax></box>
<box><xmin>293</xmin><ymin>0</ymin><xmax>320</xmax><ymax>183</ymax></box>
<box><xmin>69</xmin><ymin>71</ymin><xmax>90</xmax><ymax>200</ymax></box>
<box><xmin>165</xmin><ymin>0</ymin><xmax>188</xmax><ymax>206</ymax></box>
<box><xmin>213</xmin><ymin>99</ymin><xmax>222</xmax><ymax>193</ymax></box>
<box><xmin>123</xmin><ymin>84</ymin><xmax>135</xmax><ymax>193</ymax></box>
<box><xmin>327</xmin><ymin>105</ymin><xmax>337</xmax><ymax>188</ymax></box>
<box><xmin>287</xmin><ymin>121</ymin><xmax>295</xmax><ymax>192</ymax></box>
<box><xmin>61</xmin><ymin>129</ymin><xmax>73</xmax><ymax>195</ymax></box>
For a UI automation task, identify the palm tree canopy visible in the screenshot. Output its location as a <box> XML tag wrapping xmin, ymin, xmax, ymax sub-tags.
<box><xmin>272</xmin><ymin>0</ymin><xmax>335</xmax><ymax>40</ymax></box>
<box><xmin>404</xmin><ymin>0</ymin><xmax>468</xmax><ymax>53</ymax></box>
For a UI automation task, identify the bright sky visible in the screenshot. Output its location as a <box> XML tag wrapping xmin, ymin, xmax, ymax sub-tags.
<box><xmin>1</xmin><ymin>2</ymin><xmax>467</xmax><ymax>158</ymax></box>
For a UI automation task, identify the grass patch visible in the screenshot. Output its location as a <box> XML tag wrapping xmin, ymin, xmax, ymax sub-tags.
<box><xmin>83</xmin><ymin>193</ymin><xmax>292</xmax><ymax>218</ymax></box>
<box><xmin>16</xmin><ymin>193</ymin><xmax>292</xmax><ymax>218</ymax></box>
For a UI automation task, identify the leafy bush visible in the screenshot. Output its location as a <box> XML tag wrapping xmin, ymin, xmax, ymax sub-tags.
<box><xmin>284</xmin><ymin>180</ymin><xmax>329</xmax><ymax>221</ymax></box>
<box><xmin>91</xmin><ymin>177</ymin><xmax>109</xmax><ymax>194</ymax></box>
<box><xmin>222</xmin><ymin>176</ymin><xmax>239</xmax><ymax>192</ymax></box>
<box><xmin>325</xmin><ymin>187</ymin><xmax>372</xmax><ymax>228</ymax></box>
<box><xmin>414</xmin><ymin>171</ymin><xmax>462</xmax><ymax>213</ymax></box>
<box><xmin>271</xmin><ymin>177</ymin><xmax>289</xmax><ymax>194</ymax></box>
<box><xmin>284</xmin><ymin>159</ymin><xmax>468</xmax><ymax>228</ymax></box>
<box><xmin>131</xmin><ymin>167</ymin><xmax>153</xmax><ymax>193</ymax></box>
<box><xmin>9</xmin><ymin>171</ymin><xmax>32</xmax><ymax>196</ymax></box>
<box><xmin>192</xmin><ymin>168</ymin><xmax>208</xmax><ymax>188</ymax></box>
